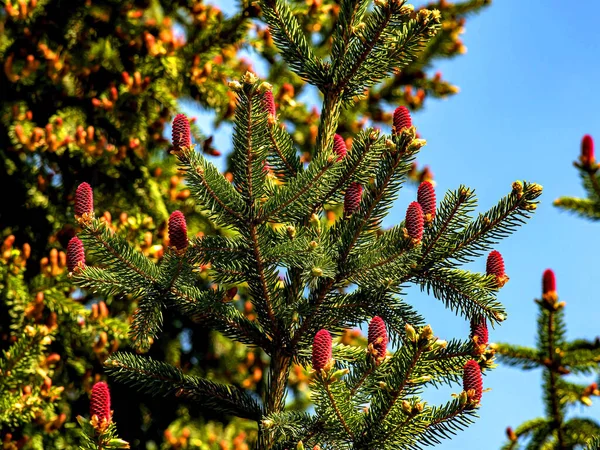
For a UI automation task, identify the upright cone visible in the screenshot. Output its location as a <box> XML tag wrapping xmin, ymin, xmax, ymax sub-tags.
<box><xmin>463</xmin><ymin>360</ymin><xmax>483</xmax><ymax>404</ymax></box>
<box><xmin>393</xmin><ymin>106</ymin><xmax>412</xmax><ymax>135</ymax></box>
<box><xmin>168</xmin><ymin>210</ymin><xmax>188</xmax><ymax>251</ymax></box>
<box><xmin>333</xmin><ymin>134</ymin><xmax>347</xmax><ymax>161</ymax></box>
<box><xmin>417</xmin><ymin>181</ymin><xmax>436</xmax><ymax>223</ymax></box>
<box><xmin>580</xmin><ymin>134</ymin><xmax>595</xmax><ymax>167</ymax></box>
<box><xmin>172</xmin><ymin>114</ymin><xmax>191</xmax><ymax>152</ymax></box>
<box><xmin>74</xmin><ymin>182</ymin><xmax>94</xmax><ymax>218</ymax></box>
<box><xmin>312</xmin><ymin>329</ymin><xmax>333</xmax><ymax>371</ymax></box>
<box><xmin>486</xmin><ymin>250</ymin><xmax>508</xmax><ymax>288</ymax></box>
<box><xmin>368</xmin><ymin>316</ymin><xmax>388</xmax><ymax>362</ymax></box>
<box><xmin>344</xmin><ymin>182</ymin><xmax>363</xmax><ymax>217</ymax></box>
<box><xmin>405</xmin><ymin>201</ymin><xmax>424</xmax><ymax>242</ymax></box>
<box><xmin>470</xmin><ymin>316</ymin><xmax>488</xmax><ymax>355</ymax></box>
<box><xmin>90</xmin><ymin>381</ymin><xmax>111</xmax><ymax>423</ymax></box>
<box><xmin>263</xmin><ymin>90</ymin><xmax>276</xmax><ymax>117</ymax></box>
<box><xmin>67</xmin><ymin>237</ymin><xmax>85</xmax><ymax>273</ymax></box>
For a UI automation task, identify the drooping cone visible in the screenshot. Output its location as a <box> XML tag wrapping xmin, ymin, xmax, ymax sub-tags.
<box><xmin>463</xmin><ymin>360</ymin><xmax>483</xmax><ymax>404</ymax></box>
<box><xmin>168</xmin><ymin>210</ymin><xmax>188</xmax><ymax>251</ymax></box>
<box><xmin>90</xmin><ymin>381</ymin><xmax>111</xmax><ymax>423</ymax></box>
<box><xmin>74</xmin><ymin>182</ymin><xmax>94</xmax><ymax>218</ymax></box>
<box><xmin>312</xmin><ymin>329</ymin><xmax>333</xmax><ymax>371</ymax></box>
<box><xmin>368</xmin><ymin>316</ymin><xmax>388</xmax><ymax>362</ymax></box>
<box><xmin>486</xmin><ymin>250</ymin><xmax>509</xmax><ymax>288</ymax></box>
<box><xmin>67</xmin><ymin>237</ymin><xmax>85</xmax><ymax>273</ymax></box>
<box><xmin>580</xmin><ymin>134</ymin><xmax>595</xmax><ymax>167</ymax></box>
<box><xmin>344</xmin><ymin>182</ymin><xmax>363</xmax><ymax>217</ymax></box>
<box><xmin>172</xmin><ymin>114</ymin><xmax>191</xmax><ymax>152</ymax></box>
<box><xmin>405</xmin><ymin>201</ymin><xmax>424</xmax><ymax>243</ymax></box>
<box><xmin>393</xmin><ymin>106</ymin><xmax>412</xmax><ymax>135</ymax></box>
<box><xmin>542</xmin><ymin>268</ymin><xmax>557</xmax><ymax>302</ymax></box>
<box><xmin>417</xmin><ymin>181</ymin><xmax>436</xmax><ymax>223</ymax></box>
<box><xmin>263</xmin><ymin>90</ymin><xmax>276</xmax><ymax>117</ymax></box>
<box><xmin>470</xmin><ymin>316</ymin><xmax>488</xmax><ymax>355</ymax></box>
<box><xmin>333</xmin><ymin>134</ymin><xmax>347</xmax><ymax>161</ymax></box>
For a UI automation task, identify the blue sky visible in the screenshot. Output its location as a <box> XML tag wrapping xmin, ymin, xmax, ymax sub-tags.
<box><xmin>195</xmin><ymin>0</ymin><xmax>600</xmax><ymax>447</ymax></box>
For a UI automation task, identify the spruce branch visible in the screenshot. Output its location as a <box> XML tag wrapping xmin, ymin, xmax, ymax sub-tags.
<box><xmin>104</xmin><ymin>353</ymin><xmax>263</xmax><ymax>421</ymax></box>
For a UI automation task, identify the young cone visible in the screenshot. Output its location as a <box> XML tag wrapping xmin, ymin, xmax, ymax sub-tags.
<box><xmin>74</xmin><ymin>182</ymin><xmax>94</xmax><ymax>218</ymax></box>
<box><xmin>405</xmin><ymin>201</ymin><xmax>424</xmax><ymax>243</ymax></box>
<box><xmin>470</xmin><ymin>316</ymin><xmax>488</xmax><ymax>355</ymax></box>
<box><xmin>486</xmin><ymin>250</ymin><xmax>509</xmax><ymax>288</ymax></box>
<box><xmin>580</xmin><ymin>134</ymin><xmax>595</xmax><ymax>167</ymax></box>
<box><xmin>312</xmin><ymin>329</ymin><xmax>333</xmax><ymax>372</ymax></box>
<box><xmin>344</xmin><ymin>182</ymin><xmax>363</xmax><ymax>217</ymax></box>
<box><xmin>263</xmin><ymin>90</ymin><xmax>276</xmax><ymax>117</ymax></box>
<box><xmin>393</xmin><ymin>106</ymin><xmax>412</xmax><ymax>135</ymax></box>
<box><xmin>368</xmin><ymin>316</ymin><xmax>388</xmax><ymax>362</ymax></box>
<box><xmin>168</xmin><ymin>210</ymin><xmax>188</xmax><ymax>251</ymax></box>
<box><xmin>90</xmin><ymin>381</ymin><xmax>111</xmax><ymax>423</ymax></box>
<box><xmin>542</xmin><ymin>268</ymin><xmax>557</xmax><ymax>302</ymax></box>
<box><xmin>333</xmin><ymin>134</ymin><xmax>347</xmax><ymax>161</ymax></box>
<box><xmin>417</xmin><ymin>181</ymin><xmax>436</xmax><ymax>223</ymax></box>
<box><xmin>463</xmin><ymin>360</ymin><xmax>483</xmax><ymax>404</ymax></box>
<box><xmin>67</xmin><ymin>236</ymin><xmax>85</xmax><ymax>273</ymax></box>
<box><xmin>172</xmin><ymin>114</ymin><xmax>191</xmax><ymax>152</ymax></box>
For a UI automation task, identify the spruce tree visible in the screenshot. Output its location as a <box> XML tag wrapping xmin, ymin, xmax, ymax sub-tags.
<box><xmin>495</xmin><ymin>269</ymin><xmax>600</xmax><ymax>449</ymax></box>
<box><xmin>68</xmin><ymin>0</ymin><xmax>542</xmax><ymax>447</ymax></box>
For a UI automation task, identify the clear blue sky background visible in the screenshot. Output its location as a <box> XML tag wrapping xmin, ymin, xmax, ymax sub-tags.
<box><xmin>193</xmin><ymin>0</ymin><xmax>600</xmax><ymax>447</ymax></box>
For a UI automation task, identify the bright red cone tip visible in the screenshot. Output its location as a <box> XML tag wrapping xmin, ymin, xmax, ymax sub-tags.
<box><xmin>417</xmin><ymin>181</ymin><xmax>436</xmax><ymax>221</ymax></box>
<box><xmin>333</xmin><ymin>134</ymin><xmax>347</xmax><ymax>161</ymax></box>
<box><xmin>542</xmin><ymin>269</ymin><xmax>556</xmax><ymax>294</ymax></box>
<box><xmin>90</xmin><ymin>382</ymin><xmax>111</xmax><ymax>423</ymax></box>
<box><xmin>312</xmin><ymin>329</ymin><xmax>332</xmax><ymax>371</ymax></box>
<box><xmin>67</xmin><ymin>236</ymin><xmax>85</xmax><ymax>273</ymax></box>
<box><xmin>74</xmin><ymin>182</ymin><xmax>93</xmax><ymax>218</ymax></box>
<box><xmin>263</xmin><ymin>90</ymin><xmax>276</xmax><ymax>117</ymax></box>
<box><xmin>470</xmin><ymin>316</ymin><xmax>488</xmax><ymax>353</ymax></box>
<box><xmin>368</xmin><ymin>316</ymin><xmax>388</xmax><ymax>360</ymax></box>
<box><xmin>393</xmin><ymin>106</ymin><xmax>412</xmax><ymax>134</ymax></box>
<box><xmin>486</xmin><ymin>250</ymin><xmax>508</xmax><ymax>287</ymax></box>
<box><xmin>581</xmin><ymin>134</ymin><xmax>595</xmax><ymax>165</ymax></box>
<box><xmin>405</xmin><ymin>201</ymin><xmax>424</xmax><ymax>242</ymax></box>
<box><xmin>168</xmin><ymin>210</ymin><xmax>188</xmax><ymax>251</ymax></box>
<box><xmin>172</xmin><ymin>114</ymin><xmax>191</xmax><ymax>152</ymax></box>
<box><xmin>463</xmin><ymin>360</ymin><xmax>483</xmax><ymax>403</ymax></box>
<box><xmin>344</xmin><ymin>182</ymin><xmax>363</xmax><ymax>216</ymax></box>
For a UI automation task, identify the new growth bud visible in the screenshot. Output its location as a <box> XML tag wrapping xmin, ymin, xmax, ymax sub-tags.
<box><xmin>172</xmin><ymin>114</ymin><xmax>191</xmax><ymax>152</ymax></box>
<box><xmin>168</xmin><ymin>210</ymin><xmax>188</xmax><ymax>251</ymax></box>
<box><xmin>312</xmin><ymin>329</ymin><xmax>333</xmax><ymax>372</ymax></box>
<box><xmin>393</xmin><ymin>106</ymin><xmax>412</xmax><ymax>135</ymax></box>
<box><xmin>368</xmin><ymin>316</ymin><xmax>388</xmax><ymax>362</ymax></box>
<box><xmin>405</xmin><ymin>202</ymin><xmax>424</xmax><ymax>243</ymax></box>
<box><xmin>90</xmin><ymin>381</ymin><xmax>111</xmax><ymax>424</ymax></box>
<box><xmin>486</xmin><ymin>250</ymin><xmax>509</xmax><ymax>288</ymax></box>
<box><xmin>344</xmin><ymin>182</ymin><xmax>363</xmax><ymax>217</ymax></box>
<box><xmin>74</xmin><ymin>182</ymin><xmax>94</xmax><ymax>219</ymax></box>
<box><xmin>463</xmin><ymin>360</ymin><xmax>483</xmax><ymax>405</ymax></box>
<box><xmin>333</xmin><ymin>134</ymin><xmax>347</xmax><ymax>161</ymax></box>
<box><xmin>67</xmin><ymin>237</ymin><xmax>85</xmax><ymax>273</ymax></box>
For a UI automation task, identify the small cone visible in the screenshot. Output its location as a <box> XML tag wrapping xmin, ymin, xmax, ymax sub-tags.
<box><xmin>393</xmin><ymin>106</ymin><xmax>412</xmax><ymax>135</ymax></box>
<box><xmin>542</xmin><ymin>268</ymin><xmax>557</xmax><ymax>302</ymax></box>
<box><xmin>470</xmin><ymin>316</ymin><xmax>488</xmax><ymax>355</ymax></box>
<box><xmin>333</xmin><ymin>134</ymin><xmax>347</xmax><ymax>161</ymax></box>
<box><xmin>74</xmin><ymin>182</ymin><xmax>94</xmax><ymax>218</ymax></box>
<box><xmin>90</xmin><ymin>382</ymin><xmax>111</xmax><ymax>423</ymax></box>
<box><xmin>312</xmin><ymin>329</ymin><xmax>332</xmax><ymax>371</ymax></box>
<box><xmin>172</xmin><ymin>114</ymin><xmax>191</xmax><ymax>152</ymax></box>
<box><xmin>463</xmin><ymin>360</ymin><xmax>483</xmax><ymax>404</ymax></box>
<box><xmin>417</xmin><ymin>181</ymin><xmax>436</xmax><ymax>223</ymax></box>
<box><xmin>263</xmin><ymin>90</ymin><xmax>276</xmax><ymax>117</ymax></box>
<box><xmin>168</xmin><ymin>211</ymin><xmax>188</xmax><ymax>251</ymax></box>
<box><xmin>581</xmin><ymin>134</ymin><xmax>595</xmax><ymax>167</ymax></box>
<box><xmin>344</xmin><ymin>182</ymin><xmax>363</xmax><ymax>217</ymax></box>
<box><xmin>486</xmin><ymin>250</ymin><xmax>508</xmax><ymax>287</ymax></box>
<box><xmin>368</xmin><ymin>316</ymin><xmax>388</xmax><ymax>361</ymax></box>
<box><xmin>66</xmin><ymin>237</ymin><xmax>85</xmax><ymax>273</ymax></box>
<box><xmin>405</xmin><ymin>201</ymin><xmax>424</xmax><ymax>242</ymax></box>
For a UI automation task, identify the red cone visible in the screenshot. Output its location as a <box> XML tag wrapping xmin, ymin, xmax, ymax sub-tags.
<box><xmin>581</xmin><ymin>134</ymin><xmax>595</xmax><ymax>167</ymax></box>
<box><xmin>74</xmin><ymin>182</ymin><xmax>94</xmax><ymax>218</ymax></box>
<box><xmin>90</xmin><ymin>381</ymin><xmax>111</xmax><ymax>423</ymax></box>
<box><xmin>67</xmin><ymin>237</ymin><xmax>85</xmax><ymax>273</ymax></box>
<box><xmin>470</xmin><ymin>316</ymin><xmax>488</xmax><ymax>355</ymax></box>
<box><xmin>333</xmin><ymin>134</ymin><xmax>347</xmax><ymax>161</ymax></box>
<box><xmin>312</xmin><ymin>329</ymin><xmax>332</xmax><ymax>371</ymax></box>
<box><xmin>405</xmin><ymin>201</ymin><xmax>424</xmax><ymax>242</ymax></box>
<box><xmin>172</xmin><ymin>114</ymin><xmax>191</xmax><ymax>152</ymax></box>
<box><xmin>417</xmin><ymin>181</ymin><xmax>436</xmax><ymax>222</ymax></box>
<box><xmin>463</xmin><ymin>360</ymin><xmax>483</xmax><ymax>403</ymax></box>
<box><xmin>344</xmin><ymin>182</ymin><xmax>363</xmax><ymax>217</ymax></box>
<box><xmin>486</xmin><ymin>250</ymin><xmax>508</xmax><ymax>287</ymax></box>
<box><xmin>263</xmin><ymin>90</ymin><xmax>276</xmax><ymax>117</ymax></box>
<box><xmin>168</xmin><ymin>210</ymin><xmax>188</xmax><ymax>251</ymax></box>
<box><xmin>542</xmin><ymin>269</ymin><xmax>556</xmax><ymax>295</ymax></box>
<box><xmin>393</xmin><ymin>106</ymin><xmax>412</xmax><ymax>135</ymax></box>
<box><xmin>368</xmin><ymin>316</ymin><xmax>388</xmax><ymax>361</ymax></box>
